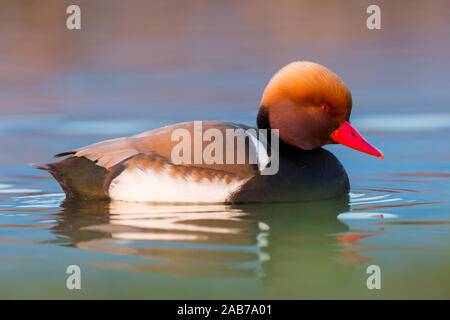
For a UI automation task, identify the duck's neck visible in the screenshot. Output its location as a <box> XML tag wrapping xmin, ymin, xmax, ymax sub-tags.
<box><xmin>256</xmin><ymin>105</ymin><xmax>270</xmax><ymax>131</ymax></box>
<box><xmin>257</xmin><ymin>104</ymin><xmax>310</xmax><ymax>155</ymax></box>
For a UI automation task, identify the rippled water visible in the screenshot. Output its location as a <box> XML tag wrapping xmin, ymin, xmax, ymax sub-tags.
<box><xmin>0</xmin><ymin>113</ymin><xmax>449</xmax><ymax>299</ymax></box>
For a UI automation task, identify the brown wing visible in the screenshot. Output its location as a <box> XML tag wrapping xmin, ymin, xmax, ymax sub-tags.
<box><xmin>38</xmin><ymin>121</ymin><xmax>261</xmax><ymax>199</ymax></box>
<box><xmin>61</xmin><ymin>121</ymin><xmax>259</xmax><ymax>179</ymax></box>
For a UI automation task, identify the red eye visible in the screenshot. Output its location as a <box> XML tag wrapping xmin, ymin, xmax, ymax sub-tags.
<box><xmin>321</xmin><ymin>105</ymin><xmax>329</xmax><ymax>111</ymax></box>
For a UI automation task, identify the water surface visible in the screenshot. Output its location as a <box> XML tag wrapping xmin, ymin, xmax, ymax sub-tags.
<box><xmin>0</xmin><ymin>112</ymin><xmax>449</xmax><ymax>299</ymax></box>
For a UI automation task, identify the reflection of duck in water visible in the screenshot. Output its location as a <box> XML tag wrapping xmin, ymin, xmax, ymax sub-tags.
<box><xmin>35</xmin><ymin>62</ymin><xmax>382</xmax><ymax>203</ymax></box>
<box><xmin>238</xmin><ymin>198</ymin><xmax>361</xmax><ymax>298</ymax></box>
<box><xmin>53</xmin><ymin>200</ymin><xmax>269</xmax><ymax>278</ymax></box>
<box><xmin>50</xmin><ymin>197</ymin><xmax>358</xmax><ymax>287</ymax></box>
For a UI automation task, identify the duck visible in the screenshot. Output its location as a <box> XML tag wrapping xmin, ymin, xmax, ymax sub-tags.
<box><xmin>34</xmin><ymin>61</ymin><xmax>383</xmax><ymax>203</ymax></box>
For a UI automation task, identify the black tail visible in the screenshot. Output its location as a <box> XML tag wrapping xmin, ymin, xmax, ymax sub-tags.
<box><xmin>30</xmin><ymin>157</ymin><xmax>112</xmax><ymax>200</ymax></box>
<box><xmin>54</xmin><ymin>151</ymin><xmax>76</xmax><ymax>158</ymax></box>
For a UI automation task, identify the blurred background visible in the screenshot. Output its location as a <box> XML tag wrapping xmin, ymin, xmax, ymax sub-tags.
<box><xmin>0</xmin><ymin>0</ymin><xmax>449</xmax><ymax>299</ymax></box>
<box><xmin>1</xmin><ymin>0</ymin><xmax>450</xmax><ymax>116</ymax></box>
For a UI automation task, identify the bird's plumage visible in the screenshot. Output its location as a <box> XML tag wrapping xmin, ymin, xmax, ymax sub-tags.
<box><xmin>35</xmin><ymin>61</ymin><xmax>382</xmax><ymax>203</ymax></box>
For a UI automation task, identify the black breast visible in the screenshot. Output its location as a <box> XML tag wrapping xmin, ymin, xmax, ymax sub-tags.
<box><xmin>229</xmin><ymin>145</ymin><xmax>349</xmax><ymax>203</ymax></box>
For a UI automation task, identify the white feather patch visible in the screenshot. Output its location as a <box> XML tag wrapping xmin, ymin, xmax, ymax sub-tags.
<box><xmin>245</xmin><ymin>130</ymin><xmax>270</xmax><ymax>171</ymax></box>
<box><xmin>108</xmin><ymin>165</ymin><xmax>247</xmax><ymax>203</ymax></box>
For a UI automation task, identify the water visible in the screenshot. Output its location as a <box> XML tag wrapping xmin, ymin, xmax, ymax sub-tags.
<box><xmin>1</xmin><ymin>0</ymin><xmax>450</xmax><ymax>299</ymax></box>
<box><xmin>0</xmin><ymin>112</ymin><xmax>448</xmax><ymax>299</ymax></box>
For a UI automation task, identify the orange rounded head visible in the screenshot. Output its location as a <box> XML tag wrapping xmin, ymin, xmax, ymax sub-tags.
<box><xmin>257</xmin><ymin>61</ymin><xmax>383</xmax><ymax>159</ymax></box>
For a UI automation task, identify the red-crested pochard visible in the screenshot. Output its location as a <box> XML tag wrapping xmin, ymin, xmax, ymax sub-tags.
<box><xmin>34</xmin><ymin>61</ymin><xmax>383</xmax><ymax>203</ymax></box>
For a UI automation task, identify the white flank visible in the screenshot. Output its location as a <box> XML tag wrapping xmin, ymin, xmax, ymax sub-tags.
<box><xmin>109</xmin><ymin>166</ymin><xmax>247</xmax><ymax>203</ymax></box>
